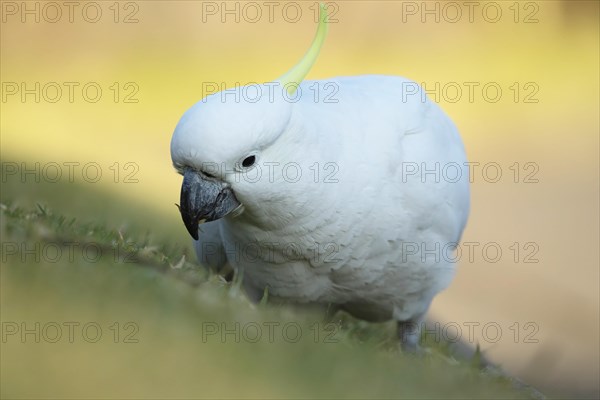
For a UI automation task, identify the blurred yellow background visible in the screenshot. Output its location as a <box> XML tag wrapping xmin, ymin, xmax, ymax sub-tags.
<box><xmin>2</xmin><ymin>0</ymin><xmax>598</xmax><ymax>397</ymax></box>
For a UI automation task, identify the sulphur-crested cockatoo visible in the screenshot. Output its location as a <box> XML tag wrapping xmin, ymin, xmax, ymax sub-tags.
<box><xmin>171</xmin><ymin>5</ymin><xmax>469</xmax><ymax>350</ymax></box>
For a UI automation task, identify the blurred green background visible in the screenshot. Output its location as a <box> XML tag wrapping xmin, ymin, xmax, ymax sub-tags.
<box><xmin>1</xmin><ymin>1</ymin><xmax>599</xmax><ymax>398</ymax></box>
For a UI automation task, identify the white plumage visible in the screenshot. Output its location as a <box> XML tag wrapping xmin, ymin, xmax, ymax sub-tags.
<box><xmin>170</xmin><ymin>9</ymin><xmax>469</xmax><ymax>349</ymax></box>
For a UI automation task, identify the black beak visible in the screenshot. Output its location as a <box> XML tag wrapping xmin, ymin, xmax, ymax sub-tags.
<box><xmin>178</xmin><ymin>169</ymin><xmax>241</xmax><ymax>240</ymax></box>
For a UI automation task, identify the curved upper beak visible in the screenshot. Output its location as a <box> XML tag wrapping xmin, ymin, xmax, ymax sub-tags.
<box><xmin>178</xmin><ymin>169</ymin><xmax>241</xmax><ymax>240</ymax></box>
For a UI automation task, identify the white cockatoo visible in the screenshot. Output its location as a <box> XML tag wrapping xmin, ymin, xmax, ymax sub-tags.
<box><xmin>171</xmin><ymin>5</ymin><xmax>470</xmax><ymax>350</ymax></box>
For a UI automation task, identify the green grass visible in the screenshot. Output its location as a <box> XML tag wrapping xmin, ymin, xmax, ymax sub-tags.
<box><xmin>1</xmin><ymin>175</ymin><xmax>539</xmax><ymax>399</ymax></box>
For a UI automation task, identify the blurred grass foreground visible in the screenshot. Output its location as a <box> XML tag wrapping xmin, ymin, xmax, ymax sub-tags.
<box><xmin>1</xmin><ymin>188</ymin><xmax>537</xmax><ymax>399</ymax></box>
<box><xmin>1</xmin><ymin>0</ymin><xmax>599</xmax><ymax>399</ymax></box>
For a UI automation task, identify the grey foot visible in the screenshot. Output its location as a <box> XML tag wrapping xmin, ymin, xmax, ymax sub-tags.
<box><xmin>397</xmin><ymin>320</ymin><xmax>422</xmax><ymax>353</ymax></box>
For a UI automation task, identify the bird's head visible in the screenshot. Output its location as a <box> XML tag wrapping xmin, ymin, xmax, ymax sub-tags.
<box><xmin>171</xmin><ymin>4</ymin><xmax>329</xmax><ymax>239</ymax></box>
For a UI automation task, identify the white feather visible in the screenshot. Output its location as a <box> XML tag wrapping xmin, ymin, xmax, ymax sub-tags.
<box><xmin>173</xmin><ymin>75</ymin><xmax>470</xmax><ymax>324</ymax></box>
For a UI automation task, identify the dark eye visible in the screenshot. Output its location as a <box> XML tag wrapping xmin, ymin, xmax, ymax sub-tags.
<box><xmin>242</xmin><ymin>155</ymin><xmax>256</xmax><ymax>168</ymax></box>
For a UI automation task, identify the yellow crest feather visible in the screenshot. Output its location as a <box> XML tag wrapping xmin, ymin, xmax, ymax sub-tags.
<box><xmin>277</xmin><ymin>3</ymin><xmax>329</xmax><ymax>94</ymax></box>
